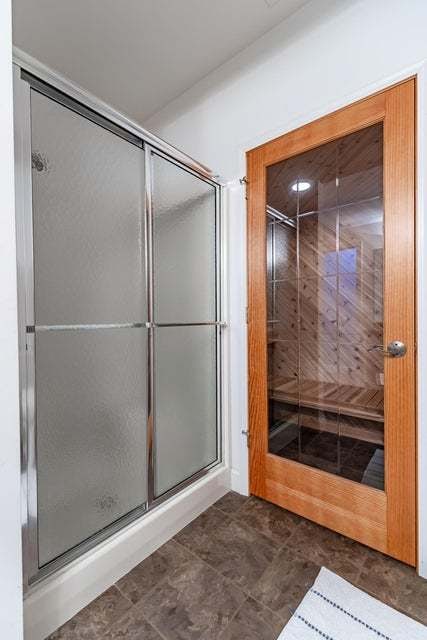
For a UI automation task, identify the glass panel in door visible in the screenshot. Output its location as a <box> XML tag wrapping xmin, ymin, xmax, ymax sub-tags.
<box><xmin>36</xmin><ymin>330</ymin><xmax>147</xmax><ymax>566</ymax></box>
<box><xmin>152</xmin><ymin>152</ymin><xmax>216</xmax><ymax>323</ymax></box>
<box><xmin>30</xmin><ymin>90</ymin><xmax>147</xmax><ymax>566</ymax></box>
<box><xmin>31</xmin><ymin>91</ymin><xmax>145</xmax><ymax>326</ymax></box>
<box><xmin>266</xmin><ymin>123</ymin><xmax>384</xmax><ymax>489</ymax></box>
<box><xmin>154</xmin><ymin>326</ymin><xmax>217</xmax><ymax>496</ymax></box>
<box><xmin>151</xmin><ymin>152</ymin><xmax>218</xmax><ymax>497</ymax></box>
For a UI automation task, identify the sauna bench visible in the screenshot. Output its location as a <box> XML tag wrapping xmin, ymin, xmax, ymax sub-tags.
<box><xmin>269</xmin><ymin>378</ymin><xmax>384</xmax><ymax>445</ymax></box>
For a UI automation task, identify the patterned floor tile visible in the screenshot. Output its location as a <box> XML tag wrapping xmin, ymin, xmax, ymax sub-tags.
<box><xmin>251</xmin><ymin>547</ymin><xmax>320</xmax><ymax>621</ymax></box>
<box><xmin>175</xmin><ymin>506</ymin><xmax>277</xmax><ymax>592</ymax></box>
<box><xmin>286</xmin><ymin>518</ymin><xmax>369</xmax><ymax>581</ymax></box>
<box><xmin>357</xmin><ymin>550</ymin><xmax>427</xmax><ymax>625</ymax></box>
<box><xmin>219</xmin><ymin>597</ymin><xmax>284</xmax><ymax>640</ymax></box>
<box><xmin>235</xmin><ymin>496</ymin><xmax>300</xmax><ymax>545</ymax></box>
<box><xmin>103</xmin><ymin>608</ymin><xmax>163</xmax><ymax>639</ymax></box>
<box><xmin>139</xmin><ymin>553</ymin><xmax>246</xmax><ymax>640</ymax></box>
<box><xmin>213</xmin><ymin>491</ymin><xmax>250</xmax><ymax>515</ymax></box>
<box><xmin>48</xmin><ymin>586</ymin><xmax>131</xmax><ymax>639</ymax></box>
<box><xmin>116</xmin><ymin>539</ymin><xmax>192</xmax><ymax>604</ymax></box>
<box><xmin>47</xmin><ymin>494</ymin><xmax>427</xmax><ymax>639</ymax></box>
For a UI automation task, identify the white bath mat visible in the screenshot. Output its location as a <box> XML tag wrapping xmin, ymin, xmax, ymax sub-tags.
<box><xmin>279</xmin><ymin>567</ymin><xmax>427</xmax><ymax>640</ymax></box>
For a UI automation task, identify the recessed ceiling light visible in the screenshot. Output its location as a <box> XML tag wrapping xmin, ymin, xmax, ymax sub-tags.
<box><xmin>291</xmin><ymin>180</ymin><xmax>311</xmax><ymax>192</ymax></box>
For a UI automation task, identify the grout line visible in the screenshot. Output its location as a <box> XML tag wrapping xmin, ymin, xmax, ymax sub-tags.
<box><xmin>172</xmin><ymin>536</ymin><xmax>246</xmax><ymax>590</ymax></box>
<box><xmin>113</xmin><ymin>539</ymin><xmax>193</xmax><ymax>607</ymax></box>
<box><xmin>145</xmin><ymin>615</ymin><xmax>174</xmax><ymax>640</ymax></box>
<box><xmin>351</xmin><ymin>575</ymin><xmax>425</xmax><ymax>626</ymax></box>
<box><xmin>175</xmin><ymin>525</ymin><xmax>286</xmax><ymax>612</ymax></box>
<box><xmin>113</xmin><ymin>562</ymin><xmax>202</xmax><ymax>640</ymax></box>
<box><xmin>114</xmin><ymin>580</ymin><xmax>135</xmax><ymax>606</ymax></box>
<box><xmin>111</xmin><ymin>595</ymin><xmax>172</xmax><ymax>640</ymax></box>
<box><xmin>211</xmin><ymin>501</ymin><xmax>300</xmax><ymax>553</ymax></box>
<box><xmin>216</xmin><ymin>596</ymin><xmax>249</xmax><ymax>639</ymax></box>
<box><xmin>213</xmin><ymin>494</ymin><xmax>253</xmax><ymax>517</ymax></box>
<box><xmin>211</xmin><ymin>498</ymin><xmax>371</xmax><ymax>590</ymax></box>
<box><xmin>116</xmin><ymin>500</ymin><xmax>393</xmax><ymax>634</ymax></box>
<box><xmin>108</xmin><ymin>585</ymin><xmax>172</xmax><ymax>640</ymax></box>
<box><xmin>173</xmin><ymin>522</ymin><xmax>300</xmax><ymax>624</ymax></box>
<box><xmin>140</xmin><ymin>540</ymin><xmax>248</xmax><ymax>639</ymax></box>
<box><xmin>212</xmin><ymin>497</ymin><xmax>311</xmax><ymax>559</ymax></box>
<box><xmin>62</xmin><ymin>500</ymin><xmax>423</xmax><ymax>638</ymax></box>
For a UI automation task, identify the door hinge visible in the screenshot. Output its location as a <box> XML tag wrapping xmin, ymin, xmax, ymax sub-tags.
<box><xmin>246</xmin><ymin>306</ymin><xmax>249</xmax><ymax>324</ymax></box>
<box><xmin>241</xmin><ymin>429</ymin><xmax>250</xmax><ymax>448</ymax></box>
<box><xmin>240</xmin><ymin>176</ymin><xmax>248</xmax><ymax>200</ymax></box>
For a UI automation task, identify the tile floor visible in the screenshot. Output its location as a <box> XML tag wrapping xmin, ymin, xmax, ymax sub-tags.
<box><xmin>48</xmin><ymin>492</ymin><xmax>427</xmax><ymax>639</ymax></box>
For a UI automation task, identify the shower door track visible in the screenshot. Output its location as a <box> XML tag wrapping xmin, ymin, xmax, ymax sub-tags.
<box><xmin>13</xmin><ymin>51</ymin><xmax>226</xmax><ymax>591</ymax></box>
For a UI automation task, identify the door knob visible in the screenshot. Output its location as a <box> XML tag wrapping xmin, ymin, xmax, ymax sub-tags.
<box><xmin>368</xmin><ymin>341</ymin><xmax>407</xmax><ymax>357</ymax></box>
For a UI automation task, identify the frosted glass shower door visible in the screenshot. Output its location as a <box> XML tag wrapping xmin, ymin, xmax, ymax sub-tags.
<box><xmin>151</xmin><ymin>152</ymin><xmax>219</xmax><ymax>498</ymax></box>
<box><xmin>30</xmin><ymin>90</ymin><xmax>147</xmax><ymax>567</ymax></box>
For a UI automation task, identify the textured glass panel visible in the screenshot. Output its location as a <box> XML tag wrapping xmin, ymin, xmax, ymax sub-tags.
<box><xmin>154</xmin><ymin>326</ymin><xmax>217</xmax><ymax>497</ymax></box>
<box><xmin>31</xmin><ymin>90</ymin><xmax>145</xmax><ymax>325</ymax></box>
<box><xmin>36</xmin><ymin>329</ymin><xmax>147</xmax><ymax>566</ymax></box>
<box><xmin>266</xmin><ymin>123</ymin><xmax>384</xmax><ymax>489</ymax></box>
<box><xmin>152</xmin><ymin>153</ymin><xmax>216</xmax><ymax>323</ymax></box>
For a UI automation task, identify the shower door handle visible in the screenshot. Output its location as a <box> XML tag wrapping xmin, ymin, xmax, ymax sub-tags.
<box><xmin>368</xmin><ymin>341</ymin><xmax>407</xmax><ymax>357</ymax></box>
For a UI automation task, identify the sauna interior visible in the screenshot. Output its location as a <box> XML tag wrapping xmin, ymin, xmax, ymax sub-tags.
<box><xmin>266</xmin><ymin>123</ymin><xmax>385</xmax><ymax>489</ymax></box>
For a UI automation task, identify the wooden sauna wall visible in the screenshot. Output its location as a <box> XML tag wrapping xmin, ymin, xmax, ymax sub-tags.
<box><xmin>266</xmin><ymin>124</ymin><xmax>385</xmax><ymax>428</ymax></box>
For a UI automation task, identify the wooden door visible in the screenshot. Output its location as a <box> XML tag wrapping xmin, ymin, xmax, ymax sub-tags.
<box><xmin>247</xmin><ymin>79</ymin><xmax>416</xmax><ymax>565</ymax></box>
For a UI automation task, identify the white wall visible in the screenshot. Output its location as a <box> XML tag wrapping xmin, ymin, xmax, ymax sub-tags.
<box><xmin>145</xmin><ymin>0</ymin><xmax>427</xmax><ymax>573</ymax></box>
<box><xmin>0</xmin><ymin>1</ymin><xmax>24</xmax><ymax>638</ymax></box>
<box><xmin>145</xmin><ymin>0</ymin><xmax>427</xmax><ymax>177</ymax></box>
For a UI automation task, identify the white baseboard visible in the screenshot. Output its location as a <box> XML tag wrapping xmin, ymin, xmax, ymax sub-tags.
<box><xmin>24</xmin><ymin>466</ymin><xmax>230</xmax><ymax>640</ymax></box>
<box><xmin>419</xmin><ymin>560</ymin><xmax>427</xmax><ymax>580</ymax></box>
<box><xmin>230</xmin><ymin>467</ymin><xmax>249</xmax><ymax>496</ymax></box>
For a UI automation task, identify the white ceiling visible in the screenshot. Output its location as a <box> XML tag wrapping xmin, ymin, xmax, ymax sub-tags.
<box><xmin>12</xmin><ymin>0</ymin><xmax>308</xmax><ymax>123</ymax></box>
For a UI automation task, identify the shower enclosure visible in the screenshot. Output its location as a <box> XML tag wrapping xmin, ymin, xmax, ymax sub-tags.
<box><xmin>14</xmin><ymin>64</ymin><xmax>223</xmax><ymax>587</ymax></box>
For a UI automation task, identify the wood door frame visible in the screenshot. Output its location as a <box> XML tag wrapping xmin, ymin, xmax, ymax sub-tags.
<box><xmin>247</xmin><ymin>79</ymin><xmax>416</xmax><ymax>565</ymax></box>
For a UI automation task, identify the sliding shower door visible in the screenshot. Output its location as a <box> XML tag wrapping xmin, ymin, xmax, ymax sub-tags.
<box><xmin>149</xmin><ymin>151</ymin><xmax>219</xmax><ymax>499</ymax></box>
<box><xmin>16</xmin><ymin>72</ymin><xmax>222</xmax><ymax>586</ymax></box>
<box><xmin>30</xmin><ymin>90</ymin><xmax>148</xmax><ymax>568</ymax></box>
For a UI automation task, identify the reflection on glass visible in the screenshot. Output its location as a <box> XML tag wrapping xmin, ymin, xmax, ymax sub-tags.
<box><xmin>267</xmin><ymin>123</ymin><xmax>384</xmax><ymax>490</ymax></box>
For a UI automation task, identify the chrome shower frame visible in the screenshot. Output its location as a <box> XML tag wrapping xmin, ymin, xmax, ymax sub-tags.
<box><xmin>13</xmin><ymin>49</ymin><xmax>226</xmax><ymax>591</ymax></box>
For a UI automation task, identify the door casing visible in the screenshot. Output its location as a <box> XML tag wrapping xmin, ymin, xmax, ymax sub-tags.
<box><xmin>247</xmin><ymin>78</ymin><xmax>416</xmax><ymax>566</ymax></box>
